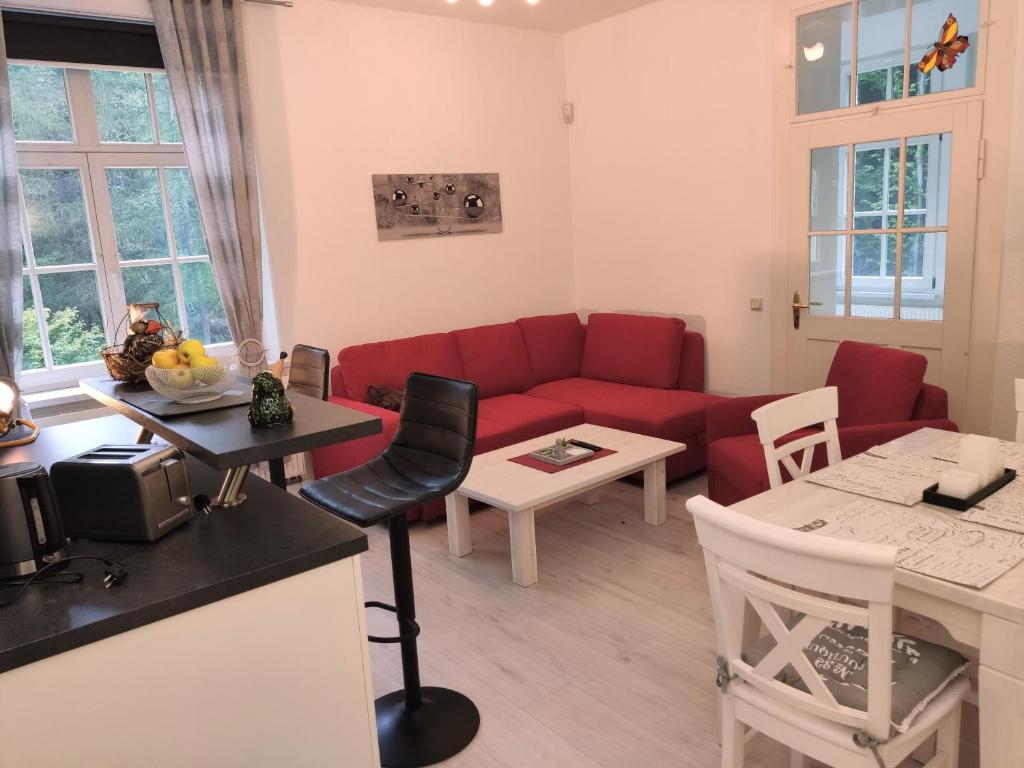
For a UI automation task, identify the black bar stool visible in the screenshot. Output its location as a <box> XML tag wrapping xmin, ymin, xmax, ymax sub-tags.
<box><xmin>301</xmin><ymin>373</ymin><xmax>480</xmax><ymax>768</ymax></box>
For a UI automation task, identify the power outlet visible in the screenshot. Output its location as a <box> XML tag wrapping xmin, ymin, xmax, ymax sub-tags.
<box><xmin>750</xmin><ymin>297</ymin><xmax>764</xmax><ymax>312</ymax></box>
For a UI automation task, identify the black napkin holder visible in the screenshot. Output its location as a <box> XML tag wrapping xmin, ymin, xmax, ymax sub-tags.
<box><xmin>923</xmin><ymin>468</ymin><xmax>1017</xmax><ymax>512</ymax></box>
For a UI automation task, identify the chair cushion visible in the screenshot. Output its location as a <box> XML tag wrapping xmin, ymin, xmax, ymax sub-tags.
<box><xmin>744</xmin><ymin>622</ymin><xmax>967</xmax><ymax>734</ymax></box>
<box><xmin>516</xmin><ymin>313</ymin><xmax>586</xmax><ymax>384</ymax></box>
<box><xmin>580</xmin><ymin>313</ymin><xmax>685</xmax><ymax>389</ymax></box>
<box><xmin>527</xmin><ymin>377</ymin><xmax>721</xmax><ymax>440</ymax></box>
<box><xmin>452</xmin><ymin>323</ymin><xmax>535</xmax><ymax>399</ymax></box>
<box><xmin>339</xmin><ymin>333</ymin><xmax>463</xmax><ymax>404</ymax></box>
<box><xmin>826</xmin><ymin>341</ymin><xmax>927</xmax><ymax>427</ymax></box>
<box><xmin>478</xmin><ymin>395</ymin><xmax>585</xmax><ymax>442</ymax></box>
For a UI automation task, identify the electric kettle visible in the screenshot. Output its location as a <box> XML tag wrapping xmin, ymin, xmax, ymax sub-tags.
<box><xmin>0</xmin><ymin>462</ymin><xmax>65</xmax><ymax>578</ymax></box>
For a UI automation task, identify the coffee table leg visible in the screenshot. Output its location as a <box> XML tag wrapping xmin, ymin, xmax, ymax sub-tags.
<box><xmin>509</xmin><ymin>507</ymin><xmax>538</xmax><ymax>587</ymax></box>
<box><xmin>643</xmin><ymin>459</ymin><xmax>667</xmax><ymax>526</ymax></box>
<box><xmin>445</xmin><ymin>493</ymin><xmax>473</xmax><ymax>557</ymax></box>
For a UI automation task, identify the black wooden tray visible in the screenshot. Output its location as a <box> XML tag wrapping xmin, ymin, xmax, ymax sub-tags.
<box><xmin>118</xmin><ymin>388</ymin><xmax>251</xmax><ymax>418</ymax></box>
<box><xmin>923</xmin><ymin>468</ymin><xmax>1017</xmax><ymax>512</ymax></box>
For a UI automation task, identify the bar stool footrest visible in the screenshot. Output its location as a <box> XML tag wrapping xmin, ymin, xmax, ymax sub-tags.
<box><xmin>366</xmin><ymin>600</ymin><xmax>421</xmax><ymax>644</ymax></box>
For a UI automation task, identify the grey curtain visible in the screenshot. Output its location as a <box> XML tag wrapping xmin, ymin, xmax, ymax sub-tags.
<box><xmin>0</xmin><ymin>22</ymin><xmax>24</xmax><ymax>384</ymax></box>
<box><xmin>151</xmin><ymin>0</ymin><xmax>263</xmax><ymax>346</ymax></box>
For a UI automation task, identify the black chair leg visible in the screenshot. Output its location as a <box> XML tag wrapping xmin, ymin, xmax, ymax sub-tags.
<box><xmin>374</xmin><ymin>514</ymin><xmax>480</xmax><ymax>768</ymax></box>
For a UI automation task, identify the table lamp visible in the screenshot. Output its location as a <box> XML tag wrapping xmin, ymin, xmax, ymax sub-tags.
<box><xmin>0</xmin><ymin>376</ymin><xmax>38</xmax><ymax>447</ymax></box>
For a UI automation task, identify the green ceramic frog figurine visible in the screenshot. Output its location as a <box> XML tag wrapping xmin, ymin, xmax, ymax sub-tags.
<box><xmin>248</xmin><ymin>371</ymin><xmax>294</xmax><ymax>428</ymax></box>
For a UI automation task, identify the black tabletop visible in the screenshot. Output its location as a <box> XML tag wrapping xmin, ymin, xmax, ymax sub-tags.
<box><xmin>80</xmin><ymin>376</ymin><xmax>381</xmax><ymax>471</ymax></box>
<box><xmin>0</xmin><ymin>416</ymin><xmax>368</xmax><ymax>673</ymax></box>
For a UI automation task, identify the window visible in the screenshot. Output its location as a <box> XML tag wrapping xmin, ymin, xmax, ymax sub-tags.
<box><xmin>796</xmin><ymin>0</ymin><xmax>979</xmax><ymax>116</ymax></box>
<box><xmin>808</xmin><ymin>132</ymin><xmax>951</xmax><ymax>320</ymax></box>
<box><xmin>14</xmin><ymin>64</ymin><xmax>230</xmax><ymax>389</ymax></box>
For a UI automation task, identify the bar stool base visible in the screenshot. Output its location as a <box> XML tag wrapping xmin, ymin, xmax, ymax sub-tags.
<box><xmin>375</xmin><ymin>687</ymin><xmax>480</xmax><ymax>768</ymax></box>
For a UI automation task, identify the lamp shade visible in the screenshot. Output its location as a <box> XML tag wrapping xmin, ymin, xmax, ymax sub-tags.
<box><xmin>0</xmin><ymin>377</ymin><xmax>39</xmax><ymax>447</ymax></box>
<box><xmin>0</xmin><ymin>377</ymin><xmax>18</xmax><ymax>437</ymax></box>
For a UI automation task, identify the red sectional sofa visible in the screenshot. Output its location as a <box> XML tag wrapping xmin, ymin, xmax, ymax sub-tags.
<box><xmin>312</xmin><ymin>312</ymin><xmax>723</xmax><ymax>521</ymax></box>
<box><xmin>705</xmin><ymin>341</ymin><xmax>959</xmax><ymax>506</ymax></box>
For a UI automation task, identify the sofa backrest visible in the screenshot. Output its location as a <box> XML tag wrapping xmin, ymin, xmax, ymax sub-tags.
<box><xmin>679</xmin><ymin>330</ymin><xmax>706</xmax><ymax>393</ymax></box>
<box><xmin>451</xmin><ymin>322</ymin><xmax>535</xmax><ymax>398</ymax></box>
<box><xmin>825</xmin><ymin>340</ymin><xmax>927</xmax><ymax>427</ymax></box>
<box><xmin>580</xmin><ymin>313</ymin><xmax>686</xmax><ymax>389</ymax></box>
<box><xmin>335</xmin><ymin>332</ymin><xmax>464</xmax><ymax>402</ymax></box>
<box><xmin>516</xmin><ymin>312</ymin><xmax>586</xmax><ymax>385</ymax></box>
<box><xmin>330</xmin><ymin>312</ymin><xmax>710</xmax><ymax>402</ymax></box>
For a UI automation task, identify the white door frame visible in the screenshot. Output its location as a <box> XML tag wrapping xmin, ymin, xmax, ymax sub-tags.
<box><xmin>770</xmin><ymin>0</ymin><xmax>1006</xmax><ymax>434</ymax></box>
<box><xmin>785</xmin><ymin>101</ymin><xmax>981</xmax><ymax>424</ymax></box>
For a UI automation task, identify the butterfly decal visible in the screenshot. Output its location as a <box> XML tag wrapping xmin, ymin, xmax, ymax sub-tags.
<box><xmin>918</xmin><ymin>13</ymin><xmax>970</xmax><ymax>74</ymax></box>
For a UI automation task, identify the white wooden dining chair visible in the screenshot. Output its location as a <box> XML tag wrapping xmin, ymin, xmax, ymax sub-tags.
<box><xmin>688</xmin><ymin>495</ymin><xmax>967</xmax><ymax>768</ymax></box>
<box><xmin>751</xmin><ymin>386</ymin><xmax>842</xmax><ymax>490</ymax></box>
<box><xmin>1015</xmin><ymin>378</ymin><xmax>1024</xmax><ymax>443</ymax></box>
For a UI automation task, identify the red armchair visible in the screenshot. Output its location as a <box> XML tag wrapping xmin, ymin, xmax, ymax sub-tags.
<box><xmin>706</xmin><ymin>341</ymin><xmax>959</xmax><ymax>505</ymax></box>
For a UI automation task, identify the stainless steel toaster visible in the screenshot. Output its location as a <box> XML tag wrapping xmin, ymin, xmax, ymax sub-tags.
<box><xmin>50</xmin><ymin>444</ymin><xmax>193</xmax><ymax>542</ymax></box>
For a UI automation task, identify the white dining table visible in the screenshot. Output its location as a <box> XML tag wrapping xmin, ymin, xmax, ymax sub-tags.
<box><xmin>732</xmin><ymin>427</ymin><xmax>1024</xmax><ymax>768</ymax></box>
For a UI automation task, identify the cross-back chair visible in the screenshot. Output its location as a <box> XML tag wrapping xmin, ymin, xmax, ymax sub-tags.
<box><xmin>688</xmin><ymin>495</ymin><xmax>967</xmax><ymax>768</ymax></box>
<box><xmin>751</xmin><ymin>386</ymin><xmax>842</xmax><ymax>490</ymax></box>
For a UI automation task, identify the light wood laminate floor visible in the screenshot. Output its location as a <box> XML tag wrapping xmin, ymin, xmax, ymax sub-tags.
<box><xmin>361</xmin><ymin>474</ymin><xmax>979</xmax><ymax>768</ymax></box>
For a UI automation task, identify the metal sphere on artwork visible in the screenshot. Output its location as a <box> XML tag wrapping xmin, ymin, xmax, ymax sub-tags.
<box><xmin>433</xmin><ymin>191</ymin><xmax>441</xmax><ymax>200</ymax></box>
<box><xmin>410</xmin><ymin>204</ymin><xmax>421</xmax><ymax>215</ymax></box>
<box><xmin>444</xmin><ymin>183</ymin><xmax>457</xmax><ymax>195</ymax></box>
<box><xmin>391</xmin><ymin>190</ymin><xmax>408</xmax><ymax>207</ymax></box>
<box><xmin>406</xmin><ymin>176</ymin><xmax>415</xmax><ymax>183</ymax></box>
<box><xmin>464</xmin><ymin>194</ymin><xmax>485</xmax><ymax>218</ymax></box>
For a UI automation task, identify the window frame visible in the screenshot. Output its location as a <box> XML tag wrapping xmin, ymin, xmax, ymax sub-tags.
<box><xmin>15</xmin><ymin>63</ymin><xmax>235</xmax><ymax>393</ymax></box>
<box><xmin>788</xmin><ymin>0</ymin><xmax>989</xmax><ymax>124</ymax></box>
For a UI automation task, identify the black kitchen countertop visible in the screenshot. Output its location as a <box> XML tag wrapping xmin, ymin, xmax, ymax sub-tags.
<box><xmin>80</xmin><ymin>376</ymin><xmax>381</xmax><ymax>471</ymax></box>
<box><xmin>0</xmin><ymin>415</ymin><xmax>367</xmax><ymax>674</ymax></box>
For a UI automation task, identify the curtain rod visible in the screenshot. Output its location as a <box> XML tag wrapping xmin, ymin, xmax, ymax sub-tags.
<box><xmin>243</xmin><ymin>0</ymin><xmax>292</xmax><ymax>6</ymax></box>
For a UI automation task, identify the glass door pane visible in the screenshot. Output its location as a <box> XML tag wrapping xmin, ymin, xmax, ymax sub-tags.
<box><xmin>106</xmin><ymin>167</ymin><xmax>170</xmax><ymax>261</ymax></box>
<box><xmin>806</xmin><ymin>131</ymin><xmax>952</xmax><ymax>323</ymax></box>
<box><xmin>20</xmin><ymin>168</ymin><xmax>95</xmax><ymax>265</ymax></box>
<box><xmin>857</xmin><ymin>0</ymin><xmax>907</xmax><ymax>105</ymax></box>
<box><xmin>796</xmin><ymin>4</ymin><xmax>853</xmax><ymax>115</ymax></box>
<box><xmin>910</xmin><ymin>0</ymin><xmax>978</xmax><ymax>95</ymax></box>
<box><xmin>36</xmin><ymin>270</ymin><xmax>107</xmax><ymax>366</ymax></box>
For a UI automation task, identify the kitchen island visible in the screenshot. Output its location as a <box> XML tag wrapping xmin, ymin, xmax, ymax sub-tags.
<box><xmin>0</xmin><ymin>415</ymin><xmax>380</xmax><ymax>767</ymax></box>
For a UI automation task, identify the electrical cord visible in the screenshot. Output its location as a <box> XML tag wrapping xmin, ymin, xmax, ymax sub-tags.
<box><xmin>0</xmin><ymin>556</ymin><xmax>128</xmax><ymax>608</ymax></box>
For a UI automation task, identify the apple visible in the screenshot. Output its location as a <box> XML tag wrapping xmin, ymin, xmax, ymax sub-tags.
<box><xmin>152</xmin><ymin>349</ymin><xmax>180</xmax><ymax>369</ymax></box>
<box><xmin>190</xmin><ymin>355</ymin><xmax>219</xmax><ymax>369</ymax></box>
<box><xmin>176</xmin><ymin>339</ymin><xmax>206</xmax><ymax>364</ymax></box>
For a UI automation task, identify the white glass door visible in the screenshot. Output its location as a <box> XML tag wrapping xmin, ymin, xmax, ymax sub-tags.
<box><xmin>786</xmin><ymin>101</ymin><xmax>981</xmax><ymax>423</ymax></box>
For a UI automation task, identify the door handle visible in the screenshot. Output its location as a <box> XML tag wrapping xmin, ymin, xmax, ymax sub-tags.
<box><xmin>792</xmin><ymin>291</ymin><xmax>822</xmax><ymax>329</ymax></box>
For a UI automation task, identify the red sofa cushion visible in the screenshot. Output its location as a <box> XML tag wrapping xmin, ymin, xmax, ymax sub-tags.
<box><xmin>528</xmin><ymin>377</ymin><xmax>721</xmax><ymax>440</ymax></box>
<box><xmin>580</xmin><ymin>313</ymin><xmax>685</xmax><ymax>389</ymax></box>
<box><xmin>478</xmin><ymin>395</ymin><xmax>585</xmax><ymax>443</ymax></box>
<box><xmin>339</xmin><ymin>333</ymin><xmax>463</xmax><ymax>403</ymax></box>
<box><xmin>516</xmin><ymin>313</ymin><xmax>585</xmax><ymax>384</ymax></box>
<box><xmin>452</xmin><ymin>323</ymin><xmax>535</xmax><ymax>399</ymax></box>
<box><xmin>826</xmin><ymin>341</ymin><xmax>927</xmax><ymax>427</ymax></box>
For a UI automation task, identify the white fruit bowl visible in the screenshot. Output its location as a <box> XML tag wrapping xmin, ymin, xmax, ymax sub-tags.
<box><xmin>145</xmin><ymin>361</ymin><xmax>234</xmax><ymax>403</ymax></box>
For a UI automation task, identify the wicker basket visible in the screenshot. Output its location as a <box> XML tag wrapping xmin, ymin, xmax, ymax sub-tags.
<box><xmin>101</xmin><ymin>303</ymin><xmax>182</xmax><ymax>384</ymax></box>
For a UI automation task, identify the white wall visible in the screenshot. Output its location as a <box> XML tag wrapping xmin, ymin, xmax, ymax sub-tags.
<box><xmin>990</xmin><ymin>2</ymin><xmax>1024</xmax><ymax>439</ymax></box>
<box><xmin>563</xmin><ymin>0</ymin><xmax>775</xmax><ymax>396</ymax></box>
<box><xmin>242</xmin><ymin>1</ymin><xmax>576</xmax><ymax>354</ymax></box>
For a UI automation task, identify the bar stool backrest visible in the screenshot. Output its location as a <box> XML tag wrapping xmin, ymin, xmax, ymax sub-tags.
<box><xmin>386</xmin><ymin>373</ymin><xmax>478</xmax><ymax>495</ymax></box>
<box><xmin>287</xmin><ymin>344</ymin><xmax>331</xmax><ymax>401</ymax></box>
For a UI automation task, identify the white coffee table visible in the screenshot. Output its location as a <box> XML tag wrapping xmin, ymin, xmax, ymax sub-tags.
<box><xmin>444</xmin><ymin>424</ymin><xmax>686</xmax><ymax>587</ymax></box>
